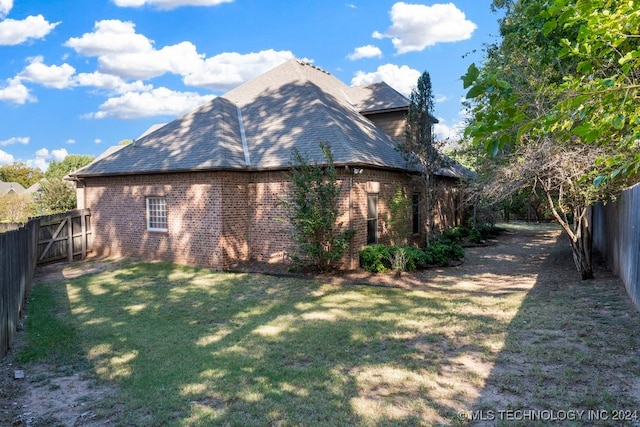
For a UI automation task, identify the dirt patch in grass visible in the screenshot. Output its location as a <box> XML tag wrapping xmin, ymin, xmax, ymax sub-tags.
<box><xmin>2</xmin><ymin>223</ymin><xmax>639</xmax><ymax>426</ymax></box>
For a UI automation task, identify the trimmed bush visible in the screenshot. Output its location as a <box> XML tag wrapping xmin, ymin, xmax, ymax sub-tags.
<box><xmin>359</xmin><ymin>244</ymin><xmax>391</xmax><ymax>273</ymax></box>
<box><xmin>402</xmin><ymin>246</ymin><xmax>430</xmax><ymax>270</ymax></box>
<box><xmin>360</xmin><ymin>245</ymin><xmax>433</xmax><ymax>273</ymax></box>
<box><xmin>443</xmin><ymin>226</ymin><xmax>469</xmax><ymax>243</ymax></box>
<box><xmin>424</xmin><ymin>239</ymin><xmax>464</xmax><ymax>266</ymax></box>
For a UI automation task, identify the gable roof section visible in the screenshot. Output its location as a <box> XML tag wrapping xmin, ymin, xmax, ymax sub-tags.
<box><xmin>344</xmin><ymin>82</ymin><xmax>410</xmax><ymax>114</ymax></box>
<box><xmin>73</xmin><ymin>59</ymin><xmax>418</xmax><ymax>178</ymax></box>
<box><xmin>0</xmin><ymin>181</ymin><xmax>26</xmax><ymax>195</ymax></box>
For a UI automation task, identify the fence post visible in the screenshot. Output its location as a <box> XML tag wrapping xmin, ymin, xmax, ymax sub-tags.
<box><xmin>0</xmin><ymin>231</ymin><xmax>7</xmax><ymax>357</ymax></box>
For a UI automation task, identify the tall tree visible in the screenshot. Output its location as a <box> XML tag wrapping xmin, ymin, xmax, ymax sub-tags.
<box><xmin>40</xmin><ymin>154</ymin><xmax>95</xmax><ymax>215</ymax></box>
<box><xmin>45</xmin><ymin>154</ymin><xmax>95</xmax><ymax>180</ymax></box>
<box><xmin>401</xmin><ymin>70</ymin><xmax>444</xmax><ymax>244</ymax></box>
<box><xmin>0</xmin><ymin>162</ymin><xmax>42</xmax><ymax>188</ymax></box>
<box><xmin>462</xmin><ymin>0</ymin><xmax>638</xmax><ymax>279</ymax></box>
<box><xmin>282</xmin><ymin>142</ymin><xmax>354</xmax><ymax>271</ymax></box>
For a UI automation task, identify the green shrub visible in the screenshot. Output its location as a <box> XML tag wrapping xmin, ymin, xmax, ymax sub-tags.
<box><xmin>468</xmin><ymin>223</ymin><xmax>501</xmax><ymax>243</ymax></box>
<box><xmin>468</xmin><ymin>227</ymin><xmax>484</xmax><ymax>243</ymax></box>
<box><xmin>360</xmin><ymin>245</ymin><xmax>431</xmax><ymax>273</ymax></box>
<box><xmin>359</xmin><ymin>244</ymin><xmax>392</xmax><ymax>273</ymax></box>
<box><xmin>402</xmin><ymin>246</ymin><xmax>429</xmax><ymax>270</ymax></box>
<box><xmin>443</xmin><ymin>226</ymin><xmax>469</xmax><ymax>243</ymax></box>
<box><xmin>424</xmin><ymin>239</ymin><xmax>464</xmax><ymax>266</ymax></box>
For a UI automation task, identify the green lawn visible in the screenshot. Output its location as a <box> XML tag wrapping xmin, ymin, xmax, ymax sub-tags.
<box><xmin>18</xmin><ymin>231</ymin><xmax>640</xmax><ymax>426</ymax></box>
<box><xmin>20</xmin><ymin>260</ymin><xmax>517</xmax><ymax>426</ymax></box>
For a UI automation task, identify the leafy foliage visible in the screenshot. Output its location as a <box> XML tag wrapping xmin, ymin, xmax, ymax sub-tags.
<box><xmin>0</xmin><ymin>162</ymin><xmax>42</xmax><ymax>188</ymax></box>
<box><xmin>461</xmin><ymin>0</ymin><xmax>639</xmax><ymax>279</ymax></box>
<box><xmin>386</xmin><ymin>186</ymin><xmax>411</xmax><ymax>245</ymax></box>
<box><xmin>284</xmin><ymin>143</ymin><xmax>354</xmax><ymax>271</ymax></box>
<box><xmin>44</xmin><ymin>154</ymin><xmax>95</xmax><ymax>180</ymax></box>
<box><xmin>0</xmin><ymin>192</ymin><xmax>33</xmax><ymax>223</ymax></box>
<box><xmin>400</xmin><ymin>70</ymin><xmax>448</xmax><ymax>243</ymax></box>
<box><xmin>359</xmin><ymin>240</ymin><xmax>463</xmax><ymax>273</ymax></box>
<box><xmin>39</xmin><ymin>154</ymin><xmax>95</xmax><ymax>215</ymax></box>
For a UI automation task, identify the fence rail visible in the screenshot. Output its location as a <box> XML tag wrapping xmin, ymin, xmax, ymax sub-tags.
<box><xmin>37</xmin><ymin>209</ymin><xmax>92</xmax><ymax>265</ymax></box>
<box><xmin>0</xmin><ymin>209</ymin><xmax>91</xmax><ymax>358</ymax></box>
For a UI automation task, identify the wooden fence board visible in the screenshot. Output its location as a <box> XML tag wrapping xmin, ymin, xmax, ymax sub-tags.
<box><xmin>0</xmin><ymin>220</ymin><xmax>38</xmax><ymax>359</ymax></box>
<box><xmin>0</xmin><ymin>210</ymin><xmax>90</xmax><ymax>358</ymax></box>
<box><xmin>36</xmin><ymin>209</ymin><xmax>92</xmax><ymax>265</ymax></box>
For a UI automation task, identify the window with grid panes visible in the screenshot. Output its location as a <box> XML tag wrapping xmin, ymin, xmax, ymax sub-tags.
<box><xmin>146</xmin><ymin>197</ymin><xmax>167</xmax><ymax>231</ymax></box>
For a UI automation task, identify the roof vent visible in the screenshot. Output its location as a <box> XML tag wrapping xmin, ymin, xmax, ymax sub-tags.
<box><xmin>298</xmin><ymin>60</ymin><xmax>331</xmax><ymax>75</ymax></box>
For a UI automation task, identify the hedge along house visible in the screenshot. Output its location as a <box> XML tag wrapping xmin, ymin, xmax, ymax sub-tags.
<box><xmin>70</xmin><ymin>59</ymin><xmax>471</xmax><ymax>270</ymax></box>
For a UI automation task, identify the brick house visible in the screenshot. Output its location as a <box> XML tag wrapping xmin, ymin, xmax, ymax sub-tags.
<box><xmin>70</xmin><ymin>59</ymin><xmax>471</xmax><ymax>270</ymax></box>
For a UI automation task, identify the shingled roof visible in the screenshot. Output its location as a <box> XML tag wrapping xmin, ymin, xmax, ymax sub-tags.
<box><xmin>73</xmin><ymin>59</ymin><xmax>425</xmax><ymax>178</ymax></box>
<box><xmin>0</xmin><ymin>181</ymin><xmax>26</xmax><ymax>195</ymax></box>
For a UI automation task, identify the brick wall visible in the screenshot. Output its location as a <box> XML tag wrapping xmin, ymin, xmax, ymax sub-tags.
<box><xmin>80</xmin><ymin>167</ymin><xmax>463</xmax><ymax>271</ymax></box>
<box><xmin>81</xmin><ymin>172</ymin><xmax>224</xmax><ymax>269</ymax></box>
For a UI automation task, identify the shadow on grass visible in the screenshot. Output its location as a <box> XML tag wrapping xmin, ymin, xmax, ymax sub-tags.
<box><xmin>468</xmin><ymin>231</ymin><xmax>640</xmax><ymax>426</ymax></box>
<box><xmin>25</xmin><ymin>223</ymin><xmax>640</xmax><ymax>426</ymax></box>
<box><xmin>32</xmin><ymin>258</ymin><xmax>508</xmax><ymax>426</ymax></box>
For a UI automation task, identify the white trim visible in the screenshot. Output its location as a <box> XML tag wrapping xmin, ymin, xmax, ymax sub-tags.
<box><xmin>146</xmin><ymin>197</ymin><xmax>167</xmax><ymax>232</ymax></box>
<box><xmin>237</xmin><ymin>105</ymin><xmax>251</xmax><ymax>167</ymax></box>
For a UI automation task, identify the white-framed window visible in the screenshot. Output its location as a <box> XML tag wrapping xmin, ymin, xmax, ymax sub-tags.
<box><xmin>146</xmin><ymin>197</ymin><xmax>167</xmax><ymax>231</ymax></box>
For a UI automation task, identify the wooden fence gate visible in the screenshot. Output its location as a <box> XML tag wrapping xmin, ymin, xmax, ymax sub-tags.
<box><xmin>37</xmin><ymin>209</ymin><xmax>92</xmax><ymax>265</ymax></box>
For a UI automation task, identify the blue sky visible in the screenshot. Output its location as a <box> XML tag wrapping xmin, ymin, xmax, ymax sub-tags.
<box><xmin>0</xmin><ymin>0</ymin><xmax>500</xmax><ymax>171</ymax></box>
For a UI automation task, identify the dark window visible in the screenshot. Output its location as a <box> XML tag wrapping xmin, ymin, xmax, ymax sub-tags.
<box><xmin>412</xmin><ymin>193</ymin><xmax>420</xmax><ymax>234</ymax></box>
<box><xmin>367</xmin><ymin>194</ymin><xmax>378</xmax><ymax>244</ymax></box>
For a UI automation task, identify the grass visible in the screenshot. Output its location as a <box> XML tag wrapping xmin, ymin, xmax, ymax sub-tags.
<box><xmin>17</xmin><ymin>226</ymin><xmax>640</xmax><ymax>426</ymax></box>
<box><xmin>19</xmin><ymin>260</ymin><xmax>521</xmax><ymax>426</ymax></box>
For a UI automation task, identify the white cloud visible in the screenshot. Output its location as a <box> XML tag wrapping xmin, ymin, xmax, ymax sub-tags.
<box><xmin>0</xmin><ymin>14</ymin><xmax>60</xmax><ymax>46</ymax></box>
<box><xmin>88</xmin><ymin>87</ymin><xmax>215</xmax><ymax>119</ymax></box>
<box><xmin>0</xmin><ymin>149</ymin><xmax>14</xmax><ymax>164</ymax></box>
<box><xmin>66</xmin><ymin>139</ymin><xmax>76</xmax><ymax>145</ymax></box>
<box><xmin>0</xmin><ymin>136</ymin><xmax>29</xmax><ymax>146</ymax></box>
<box><xmin>435</xmin><ymin>94</ymin><xmax>447</xmax><ymax>103</ymax></box>
<box><xmin>98</xmin><ymin>41</ymin><xmax>204</xmax><ymax>80</ymax></box>
<box><xmin>65</xmin><ymin>20</ymin><xmax>153</xmax><ymax>56</ymax></box>
<box><xmin>0</xmin><ymin>0</ymin><xmax>12</xmax><ymax>18</ymax></box>
<box><xmin>27</xmin><ymin>147</ymin><xmax>69</xmax><ymax>171</ymax></box>
<box><xmin>351</xmin><ymin>63</ymin><xmax>420</xmax><ymax>97</ymax></box>
<box><xmin>347</xmin><ymin>45</ymin><xmax>382</xmax><ymax>60</ymax></box>
<box><xmin>94</xmin><ymin>139</ymin><xmax>102</xmax><ymax>144</ymax></box>
<box><xmin>0</xmin><ymin>77</ymin><xmax>33</xmax><ymax>104</ymax></box>
<box><xmin>65</xmin><ymin>20</ymin><xmax>291</xmax><ymax>90</ymax></box>
<box><xmin>183</xmin><ymin>49</ymin><xmax>294</xmax><ymax>91</ymax></box>
<box><xmin>19</xmin><ymin>56</ymin><xmax>76</xmax><ymax>89</ymax></box>
<box><xmin>74</xmin><ymin>72</ymin><xmax>151</xmax><ymax>94</ymax></box>
<box><xmin>112</xmin><ymin>0</ymin><xmax>233</xmax><ymax>9</ymax></box>
<box><xmin>375</xmin><ymin>2</ymin><xmax>477</xmax><ymax>54</ymax></box>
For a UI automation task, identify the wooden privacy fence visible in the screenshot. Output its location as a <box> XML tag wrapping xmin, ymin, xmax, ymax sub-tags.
<box><xmin>0</xmin><ymin>209</ymin><xmax>92</xmax><ymax>358</ymax></box>
<box><xmin>37</xmin><ymin>209</ymin><xmax>92</xmax><ymax>265</ymax></box>
<box><xmin>0</xmin><ymin>219</ymin><xmax>39</xmax><ymax>359</ymax></box>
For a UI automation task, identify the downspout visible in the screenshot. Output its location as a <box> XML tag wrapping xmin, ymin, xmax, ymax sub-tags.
<box><xmin>349</xmin><ymin>173</ymin><xmax>354</xmax><ymax>269</ymax></box>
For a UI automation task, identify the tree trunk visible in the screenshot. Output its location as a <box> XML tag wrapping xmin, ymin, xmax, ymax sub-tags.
<box><xmin>570</xmin><ymin>208</ymin><xmax>594</xmax><ymax>279</ymax></box>
<box><xmin>545</xmin><ymin>191</ymin><xmax>594</xmax><ymax>279</ymax></box>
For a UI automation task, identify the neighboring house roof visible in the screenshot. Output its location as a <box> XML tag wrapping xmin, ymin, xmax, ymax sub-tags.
<box><xmin>24</xmin><ymin>182</ymin><xmax>41</xmax><ymax>194</ymax></box>
<box><xmin>0</xmin><ymin>181</ymin><xmax>26</xmax><ymax>195</ymax></box>
<box><xmin>71</xmin><ymin>59</ymin><xmax>460</xmax><ymax>178</ymax></box>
